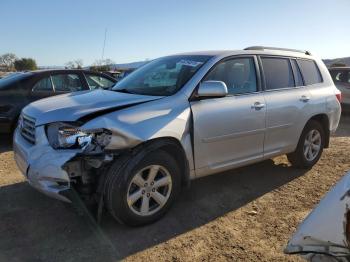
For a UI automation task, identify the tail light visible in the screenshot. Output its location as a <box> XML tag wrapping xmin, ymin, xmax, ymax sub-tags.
<box><xmin>336</xmin><ymin>92</ymin><xmax>342</xmax><ymax>103</ymax></box>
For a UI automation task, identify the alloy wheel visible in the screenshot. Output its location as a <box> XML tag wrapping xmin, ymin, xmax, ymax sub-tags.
<box><xmin>303</xmin><ymin>129</ymin><xmax>322</xmax><ymax>162</ymax></box>
<box><xmin>127</xmin><ymin>165</ymin><xmax>172</xmax><ymax>216</ymax></box>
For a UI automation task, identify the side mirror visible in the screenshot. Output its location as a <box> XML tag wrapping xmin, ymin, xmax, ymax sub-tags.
<box><xmin>197</xmin><ymin>81</ymin><xmax>228</xmax><ymax>98</ymax></box>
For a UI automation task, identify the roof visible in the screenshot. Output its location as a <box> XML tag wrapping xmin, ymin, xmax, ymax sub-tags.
<box><xmin>328</xmin><ymin>67</ymin><xmax>350</xmax><ymax>70</ymax></box>
<box><xmin>30</xmin><ymin>69</ymin><xmax>95</xmax><ymax>74</ymax></box>
<box><xmin>172</xmin><ymin>47</ymin><xmax>314</xmax><ymax>59</ymax></box>
<box><xmin>17</xmin><ymin>69</ymin><xmax>117</xmax><ymax>81</ymax></box>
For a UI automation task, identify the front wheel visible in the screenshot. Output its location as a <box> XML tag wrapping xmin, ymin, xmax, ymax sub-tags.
<box><xmin>105</xmin><ymin>150</ymin><xmax>181</xmax><ymax>226</ymax></box>
<box><xmin>287</xmin><ymin>120</ymin><xmax>325</xmax><ymax>169</ymax></box>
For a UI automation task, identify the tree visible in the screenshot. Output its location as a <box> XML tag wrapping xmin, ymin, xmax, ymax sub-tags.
<box><xmin>74</xmin><ymin>59</ymin><xmax>83</xmax><ymax>69</ymax></box>
<box><xmin>0</xmin><ymin>53</ymin><xmax>17</xmax><ymax>71</ymax></box>
<box><xmin>14</xmin><ymin>58</ymin><xmax>37</xmax><ymax>71</ymax></box>
<box><xmin>91</xmin><ymin>58</ymin><xmax>114</xmax><ymax>72</ymax></box>
<box><xmin>65</xmin><ymin>59</ymin><xmax>83</xmax><ymax>69</ymax></box>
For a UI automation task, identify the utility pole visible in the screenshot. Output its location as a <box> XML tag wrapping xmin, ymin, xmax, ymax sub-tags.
<box><xmin>101</xmin><ymin>28</ymin><xmax>107</xmax><ymax>61</ymax></box>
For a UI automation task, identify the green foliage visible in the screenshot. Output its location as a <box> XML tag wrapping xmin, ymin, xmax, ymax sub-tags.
<box><xmin>14</xmin><ymin>58</ymin><xmax>37</xmax><ymax>71</ymax></box>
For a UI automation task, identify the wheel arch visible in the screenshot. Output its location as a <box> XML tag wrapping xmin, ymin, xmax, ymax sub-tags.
<box><xmin>132</xmin><ymin>137</ymin><xmax>191</xmax><ymax>187</ymax></box>
<box><xmin>305</xmin><ymin>113</ymin><xmax>330</xmax><ymax>148</ymax></box>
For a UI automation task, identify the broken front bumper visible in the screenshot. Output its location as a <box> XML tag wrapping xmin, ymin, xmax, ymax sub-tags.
<box><xmin>13</xmin><ymin>126</ymin><xmax>79</xmax><ymax>202</ymax></box>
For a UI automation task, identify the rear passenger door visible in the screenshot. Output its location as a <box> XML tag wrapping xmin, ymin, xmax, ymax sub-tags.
<box><xmin>260</xmin><ymin>56</ymin><xmax>311</xmax><ymax>157</ymax></box>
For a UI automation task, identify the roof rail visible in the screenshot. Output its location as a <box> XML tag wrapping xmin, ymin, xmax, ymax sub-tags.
<box><xmin>244</xmin><ymin>46</ymin><xmax>311</xmax><ymax>55</ymax></box>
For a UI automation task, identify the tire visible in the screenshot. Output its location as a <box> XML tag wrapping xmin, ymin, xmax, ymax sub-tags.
<box><xmin>105</xmin><ymin>149</ymin><xmax>181</xmax><ymax>226</ymax></box>
<box><xmin>287</xmin><ymin>120</ymin><xmax>325</xmax><ymax>169</ymax></box>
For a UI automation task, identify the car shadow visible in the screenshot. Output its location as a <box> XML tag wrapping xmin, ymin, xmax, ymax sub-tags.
<box><xmin>99</xmin><ymin>159</ymin><xmax>307</xmax><ymax>259</ymax></box>
<box><xmin>0</xmin><ymin>134</ymin><xmax>13</xmax><ymax>154</ymax></box>
<box><xmin>0</xmin><ymin>158</ymin><xmax>308</xmax><ymax>261</ymax></box>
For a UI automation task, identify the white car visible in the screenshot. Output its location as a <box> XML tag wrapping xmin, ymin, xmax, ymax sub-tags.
<box><xmin>285</xmin><ymin>171</ymin><xmax>350</xmax><ymax>261</ymax></box>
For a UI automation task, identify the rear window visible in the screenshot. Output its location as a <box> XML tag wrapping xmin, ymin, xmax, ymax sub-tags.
<box><xmin>297</xmin><ymin>59</ymin><xmax>323</xmax><ymax>85</ymax></box>
<box><xmin>0</xmin><ymin>73</ymin><xmax>31</xmax><ymax>89</ymax></box>
<box><xmin>261</xmin><ymin>57</ymin><xmax>294</xmax><ymax>90</ymax></box>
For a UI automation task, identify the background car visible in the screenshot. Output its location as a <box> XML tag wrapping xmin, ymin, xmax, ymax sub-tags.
<box><xmin>285</xmin><ymin>170</ymin><xmax>350</xmax><ymax>261</ymax></box>
<box><xmin>329</xmin><ymin>67</ymin><xmax>350</xmax><ymax>110</ymax></box>
<box><xmin>0</xmin><ymin>69</ymin><xmax>117</xmax><ymax>134</ymax></box>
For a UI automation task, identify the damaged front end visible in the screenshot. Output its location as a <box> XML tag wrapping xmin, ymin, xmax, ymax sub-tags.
<box><xmin>285</xmin><ymin>171</ymin><xmax>350</xmax><ymax>262</ymax></box>
<box><xmin>13</xmin><ymin>120</ymin><xmax>115</xmax><ymax>203</ymax></box>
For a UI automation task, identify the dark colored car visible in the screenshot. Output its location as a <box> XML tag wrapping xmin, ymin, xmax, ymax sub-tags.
<box><xmin>0</xmin><ymin>69</ymin><xmax>117</xmax><ymax>133</ymax></box>
<box><xmin>329</xmin><ymin>67</ymin><xmax>350</xmax><ymax>110</ymax></box>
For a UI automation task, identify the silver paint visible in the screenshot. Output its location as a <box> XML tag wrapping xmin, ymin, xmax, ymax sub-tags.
<box><xmin>13</xmin><ymin>49</ymin><xmax>342</xmax><ymax>202</ymax></box>
<box><xmin>197</xmin><ymin>80</ymin><xmax>228</xmax><ymax>97</ymax></box>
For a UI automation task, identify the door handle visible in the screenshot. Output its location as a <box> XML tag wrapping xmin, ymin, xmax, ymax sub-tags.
<box><xmin>300</xmin><ymin>95</ymin><xmax>310</xmax><ymax>102</ymax></box>
<box><xmin>251</xmin><ymin>102</ymin><xmax>265</xmax><ymax>110</ymax></box>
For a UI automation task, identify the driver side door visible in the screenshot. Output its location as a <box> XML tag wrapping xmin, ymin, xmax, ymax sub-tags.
<box><xmin>190</xmin><ymin>56</ymin><xmax>266</xmax><ymax>177</ymax></box>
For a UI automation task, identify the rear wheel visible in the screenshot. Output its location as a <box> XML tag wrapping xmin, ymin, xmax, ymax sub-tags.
<box><xmin>287</xmin><ymin>120</ymin><xmax>325</xmax><ymax>169</ymax></box>
<box><xmin>105</xmin><ymin>150</ymin><xmax>180</xmax><ymax>226</ymax></box>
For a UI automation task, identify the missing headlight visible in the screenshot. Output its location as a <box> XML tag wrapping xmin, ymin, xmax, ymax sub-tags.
<box><xmin>46</xmin><ymin>122</ymin><xmax>111</xmax><ymax>151</ymax></box>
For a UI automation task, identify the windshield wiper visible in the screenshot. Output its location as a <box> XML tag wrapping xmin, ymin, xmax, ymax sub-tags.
<box><xmin>114</xmin><ymin>88</ymin><xmax>135</xmax><ymax>94</ymax></box>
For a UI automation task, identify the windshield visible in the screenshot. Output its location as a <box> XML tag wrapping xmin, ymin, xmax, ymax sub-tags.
<box><xmin>112</xmin><ymin>55</ymin><xmax>212</xmax><ymax>96</ymax></box>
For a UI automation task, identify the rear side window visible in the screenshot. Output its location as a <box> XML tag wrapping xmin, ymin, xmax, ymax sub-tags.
<box><xmin>291</xmin><ymin>59</ymin><xmax>304</xmax><ymax>86</ymax></box>
<box><xmin>32</xmin><ymin>77</ymin><xmax>53</xmax><ymax>92</ymax></box>
<box><xmin>297</xmin><ymin>59</ymin><xmax>322</xmax><ymax>85</ymax></box>
<box><xmin>261</xmin><ymin>57</ymin><xmax>294</xmax><ymax>90</ymax></box>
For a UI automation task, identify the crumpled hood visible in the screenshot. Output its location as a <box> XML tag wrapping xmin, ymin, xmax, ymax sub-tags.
<box><xmin>23</xmin><ymin>89</ymin><xmax>163</xmax><ymax>126</ymax></box>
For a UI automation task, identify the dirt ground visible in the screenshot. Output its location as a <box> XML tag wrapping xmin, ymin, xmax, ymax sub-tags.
<box><xmin>0</xmin><ymin>115</ymin><xmax>349</xmax><ymax>262</ymax></box>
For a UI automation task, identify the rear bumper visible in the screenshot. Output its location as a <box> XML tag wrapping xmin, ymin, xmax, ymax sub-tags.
<box><xmin>13</xmin><ymin>126</ymin><xmax>78</xmax><ymax>202</ymax></box>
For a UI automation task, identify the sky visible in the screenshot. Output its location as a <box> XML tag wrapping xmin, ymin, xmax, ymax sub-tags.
<box><xmin>1</xmin><ymin>0</ymin><xmax>349</xmax><ymax>66</ymax></box>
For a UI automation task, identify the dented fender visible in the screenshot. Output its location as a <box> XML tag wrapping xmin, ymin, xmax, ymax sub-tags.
<box><xmin>13</xmin><ymin>94</ymin><xmax>195</xmax><ymax>203</ymax></box>
<box><xmin>81</xmin><ymin>94</ymin><xmax>195</xmax><ymax>177</ymax></box>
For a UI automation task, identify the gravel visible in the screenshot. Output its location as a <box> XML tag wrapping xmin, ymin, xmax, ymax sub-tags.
<box><xmin>0</xmin><ymin>115</ymin><xmax>349</xmax><ymax>262</ymax></box>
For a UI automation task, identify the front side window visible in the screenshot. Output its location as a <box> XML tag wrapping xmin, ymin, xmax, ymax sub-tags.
<box><xmin>85</xmin><ymin>74</ymin><xmax>115</xmax><ymax>89</ymax></box>
<box><xmin>32</xmin><ymin>77</ymin><xmax>53</xmax><ymax>92</ymax></box>
<box><xmin>113</xmin><ymin>55</ymin><xmax>212</xmax><ymax>96</ymax></box>
<box><xmin>297</xmin><ymin>59</ymin><xmax>323</xmax><ymax>85</ymax></box>
<box><xmin>261</xmin><ymin>57</ymin><xmax>294</xmax><ymax>90</ymax></box>
<box><xmin>51</xmin><ymin>74</ymin><xmax>83</xmax><ymax>92</ymax></box>
<box><xmin>204</xmin><ymin>57</ymin><xmax>258</xmax><ymax>95</ymax></box>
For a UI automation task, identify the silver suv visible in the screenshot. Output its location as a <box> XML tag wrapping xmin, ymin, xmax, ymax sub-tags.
<box><xmin>13</xmin><ymin>46</ymin><xmax>342</xmax><ymax>226</ymax></box>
